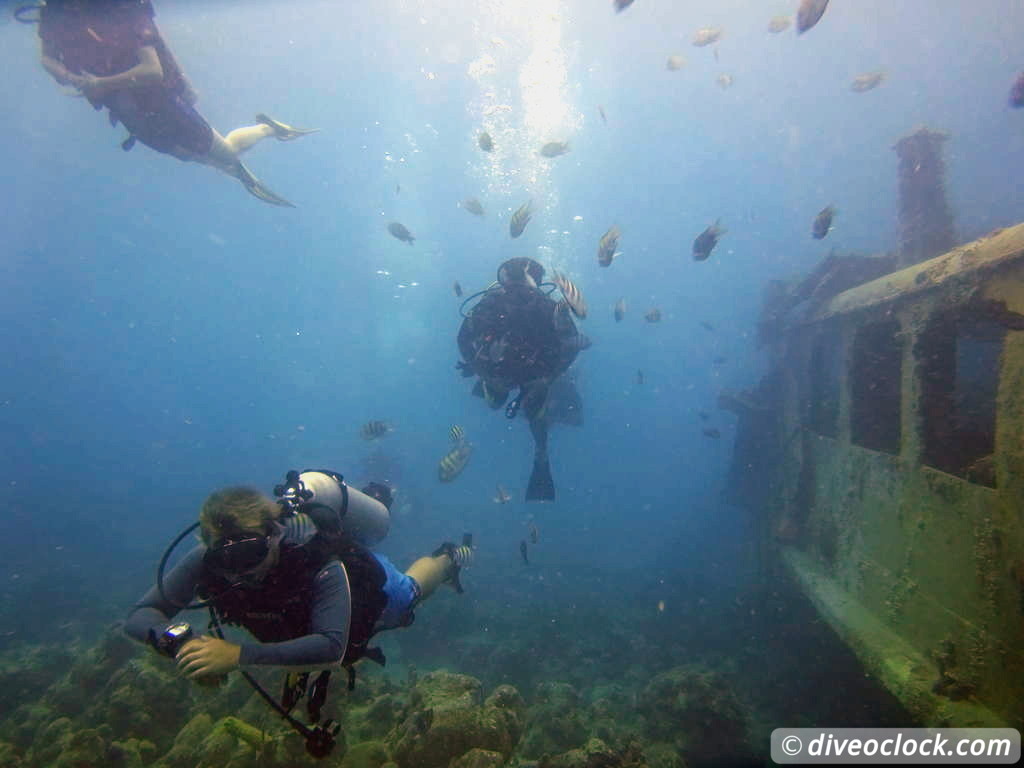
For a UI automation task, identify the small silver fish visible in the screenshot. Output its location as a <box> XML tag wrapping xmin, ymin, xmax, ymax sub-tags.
<box><xmin>716</xmin><ymin>73</ymin><xmax>734</xmax><ymax>90</ymax></box>
<box><xmin>796</xmin><ymin>0</ymin><xmax>829</xmax><ymax>34</ymax></box>
<box><xmin>693</xmin><ymin>220</ymin><xmax>726</xmax><ymax>261</ymax></box>
<box><xmin>812</xmin><ymin>205</ymin><xmax>836</xmax><ymax>239</ymax></box>
<box><xmin>850</xmin><ymin>71</ymin><xmax>885</xmax><ymax>93</ymax></box>
<box><xmin>597</xmin><ymin>226</ymin><xmax>621</xmax><ymax>267</ymax></box>
<box><xmin>493</xmin><ymin>483</ymin><xmax>512</xmax><ymax>504</ymax></box>
<box><xmin>645</xmin><ymin>308</ymin><xmax>662</xmax><ymax>323</ymax></box>
<box><xmin>509</xmin><ymin>200</ymin><xmax>533</xmax><ymax>239</ymax></box>
<box><xmin>387</xmin><ymin>221</ymin><xmax>415</xmax><ymax>245</ymax></box>
<box><xmin>360</xmin><ymin>420</ymin><xmax>392</xmax><ymax>440</ymax></box>
<box><xmin>462</xmin><ymin>197</ymin><xmax>485</xmax><ymax>216</ymax></box>
<box><xmin>539</xmin><ymin>141</ymin><xmax>570</xmax><ymax>158</ymax></box>
<box><xmin>614</xmin><ymin>297</ymin><xmax>626</xmax><ymax>323</ymax></box>
<box><xmin>692</xmin><ymin>27</ymin><xmax>723</xmax><ymax>47</ymax></box>
<box><xmin>666</xmin><ymin>55</ymin><xmax>686</xmax><ymax>71</ymax></box>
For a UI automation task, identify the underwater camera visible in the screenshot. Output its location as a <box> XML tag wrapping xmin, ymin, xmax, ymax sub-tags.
<box><xmin>152</xmin><ymin>622</ymin><xmax>193</xmax><ymax>658</ymax></box>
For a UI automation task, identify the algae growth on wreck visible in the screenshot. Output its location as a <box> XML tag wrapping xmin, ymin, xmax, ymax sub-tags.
<box><xmin>2</xmin><ymin>1</ymin><xmax>1023</xmax><ymax>767</ymax></box>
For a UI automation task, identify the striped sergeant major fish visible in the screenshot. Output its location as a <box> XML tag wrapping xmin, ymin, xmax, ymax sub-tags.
<box><xmin>449</xmin><ymin>424</ymin><xmax>466</xmax><ymax>443</ymax></box>
<box><xmin>438</xmin><ymin>440</ymin><xmax>472</xmax><ymax>482</ymax></box>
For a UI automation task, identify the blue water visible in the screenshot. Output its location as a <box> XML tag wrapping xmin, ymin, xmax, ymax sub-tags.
<box><xmin>0</xmin><ymin>0</ymin><xmax>1022</xmax><ymax>740</ymax></box>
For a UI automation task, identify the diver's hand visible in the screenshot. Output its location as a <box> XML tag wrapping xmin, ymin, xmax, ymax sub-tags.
<box><xmin>68</xmin><ymin>72</ymin><xmax>107</xmax><ymax>98</ymax></box>
<box><xmin>176</xmin><ymin>636</ymin><xmax>241</xmax><ymax>679</ymax></box>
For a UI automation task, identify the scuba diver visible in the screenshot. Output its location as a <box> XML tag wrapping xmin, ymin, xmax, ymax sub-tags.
<box><xmin>124</xmin><ymin>470</ymin><xmax>473</xmax><ymax>758</ymax></box>
<box><xmin>457</xmin><ymin>257</ymin><xmax>590</xmax><ymax>501</ymax></box>
<box><xmin>20</xmin><ymin>0</ymin><xmax>315</xmax><ymax>206</ymax></box>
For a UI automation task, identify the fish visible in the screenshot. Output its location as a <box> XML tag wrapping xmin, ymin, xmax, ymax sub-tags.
<box><xmin>453</xmin><ymin>281</ymin><xmax>463</xmax><ymax>298</ymax></box>
<box><xmin>449</xmin><ymin>424</ymin><xmax>466</xmax><ymax>443</ymax></box>
<box><xmin>702</xmin><ymin>427</ymin><xmax>721</xmax><ymax>439</ymax></box>
<box><xmin>666</xmin><ymin>55</ymin><xmax>686</xmax><ymax>71</ymax></box>
<box><xmin>767</xmin><ymin>15</ymin><xmax>791</xmax><ymax>33</ymax></box>
<box><xmin>539</xmin><ymin>141</ymin><xmax>570</xmax><ymax>158</ymax></box>
<box><xmin>493</xmin><ymin>483</ymin><xmax>512</xmax><ymax>504</ymax></box>
<box><xmin>509</xmin><ymin>200</ymin><xmax>533</xmax><ymax>239</ymax></box>
<box><xmin>850</xmin><ymin>71</ymin><xmax>886</xmax><ymax>93</ymax></box>
<box><xmin>700</xmin><ymin>321</ymin><xmax>715</xmax><ymax>332</ymax></box>
<box><xmin>716</xmin><ymin>73</ymin><xmax>734</xmax><ymax>90</ymax></box>
<box><xmin>597</xmin><ymin>226</ymin><xmax>621</xmax><ymax>267</ymax></box>
<box><xmin>693</xmin><ymin>220</ymin><xmax>726</xmax><ymax>261</ymax></box>
<box><xmin>644</xmin><ymin>308</ymin><xmax>662</xmax><ymax>323</ymax></box>
<box><xmin>1010</xmin><ymin>73</ymin><xmax>1024</xmax><ymax>108</ymax></box>
<box><xmin>597</xmin><ymin>105</ymin><xmax>607</xmax><ymax>124</ymax></box>
<box><xmin>519</xmin><ymin>540</ymin><xmax>529</xmax><ymax>564</ymax></box>
<box><xmin>438</xmin><ymin>441</ymin><xmax>472</xmax><ymax>482</ymax></box>
<box><xmin>692</xmin><ymin>27</ymin><xmax>723</xmax><ymax>47</ymax></box>
<box><xmin>360</xmin><ymin>420</ymin><xmax>392</xmax><ymax>440</ymax></box>
<box><xmin>613</xmin><ymin>0</ymin><xmax>634</xmax><ymax>13</ymax></box>
<box><xmin>462</xmin><ymin>197</ymin><xmax>485</xmax><ymax>216</ymax></box>
<box><xmin>812</xmin><ymin>205</ymin><xmax>836</xmax><ymax>239</ymax></box>
<box><xmin>529</xmin><ymin>521</ymin><xmax>539</xmax><ymax>544</ymax></box>
<box><xmin>796</xmin><ymin>0</ymin><xmax>829</xmax><ymax>34</ymax></box>
<box><xmin>396</xmin><ymin>184</ymin><xmax>401</xmax><ymax>194</ymax></box>
<box><xmin>699</xmin><ymin>410</ymin><xmax>710</xmax><ymax>421</ymax></box>
<box><xmin>552</xmin><ymin>271</ymin><xmax>587</xmax><ymax>319</ymax></box>
<box><xmin>636</xmin><ymin>369</ymin><xmax>644</xmax><ymax>386</ymax></box>
<box><xmin>387</xmin><ymin>221</ymin><xmax>415</xmax><ymax>245</ymax></box>
<box><xmin>614</xmin><ymin>298</ymin><xmax>627</xmax><ymax>323</ymax></box>
<box><xmin>478</xmin><ymin>131</ymin><xmax>494</xmax><ymax>152</ymax></box>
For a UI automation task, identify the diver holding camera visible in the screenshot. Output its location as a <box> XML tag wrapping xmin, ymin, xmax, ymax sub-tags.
<box><xmin>126</xmin><ymin>469</ymin><xmax>473</xmax><ymax>757</ymax></box>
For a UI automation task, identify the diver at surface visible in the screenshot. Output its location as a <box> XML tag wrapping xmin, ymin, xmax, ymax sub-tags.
<box><xmin>24</xmin><ymin>0</ymin><xmax>315</xmax><ymax>206</ymax></box>
<box><xmin>457</xmin><ymin>257</ymin><xmax>590</xmax><ymax>501</ymax></box>
<box><xmin>124</xmin><ymin>469</ymin><xmax>472</xmax><ymax>757</ymax></box>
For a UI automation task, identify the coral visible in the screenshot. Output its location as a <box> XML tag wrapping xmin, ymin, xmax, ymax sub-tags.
<box><xmin>641</xmin><ymin>743</ymin><xmax>686</xmax><ymax>768</ymax></box>
<box><xmin>51</xmin><ymin>727</ymin><xmax>107</xmax><ymax>768</ymax></box>
<box><xmin>639</xmin><ymin>666</ymin><xmax>752</xmax><ymax>768</ymax></box>
<box><xmin>341</xmin><ymin>740</ymin><xmax>390</xmax><ymax>768</ymax></box>
<box><xmin>518</xmin><ymin>683</ymin><xmax>588</xmax><ymax>759</ymax></box>
<box><xmin>538</xmin><ymin>737</ymin><xmax>647</xmax><ymax>768</ymax></box>
<box><xmin>450</xmin><ymin>748</ymin><xmax>506</xmax><ymax>768</ymax></box>
<box><xmin>386</xmin><ymin>671</ymin><xmax>523</xmax><ymax>768</ymax></box>
<box><xmin>0</xmin><ymin>741</ymin><xmax>23</xmax><ymax>768</ymax></box>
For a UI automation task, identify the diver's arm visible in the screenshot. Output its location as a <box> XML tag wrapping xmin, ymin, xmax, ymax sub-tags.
<box><xmin>69</xmin><ymin>45</ymin><xmax>164</xmax><ymax>95</ymax></box>
<box><xmin>40</xmin><ymin>45</ymin><xmax>73</xmax><ymax>85</ymax></box>
<box><xmin>124</xmin><ymin>546</ymin><xmax>205</xmax><ymax>645</ymax></box>
<box><xmin>238</xmin><ymin>561</ymin><xmax>351</xmax><ymax>667</ymax></box>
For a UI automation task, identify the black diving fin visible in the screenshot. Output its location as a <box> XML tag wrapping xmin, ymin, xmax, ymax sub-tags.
<box><xmin>526</xmin><ymin>456</ymin><xmax>555</xmax><ymax>501</ymax></box>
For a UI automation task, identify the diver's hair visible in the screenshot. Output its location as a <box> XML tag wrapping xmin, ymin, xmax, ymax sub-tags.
<box><xmin>198</xmin><ymin>487</ymin><xmax>280</xmax><ymax>545</ymax></box>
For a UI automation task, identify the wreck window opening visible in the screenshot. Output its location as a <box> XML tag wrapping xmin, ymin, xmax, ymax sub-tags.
<box><xmin>850</xmin><ymin>319</ymin><xmax>903</xmax><ymax>454</ymax></box>
<box><xmin>807</xmin><ymin>336</ymin><xmax>841</xmax><ymax>437</ymax></box>
<box><xmin>919</xmin><ymin>314</ymin><xmax>1003</xmax><ymax>488</ymax></box>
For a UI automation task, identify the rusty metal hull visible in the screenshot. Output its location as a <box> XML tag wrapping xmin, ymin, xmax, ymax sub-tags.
<box><xmin>761</xmin><ymin>223</ymin><xmax>1024</xmax><ymax>727</ymax></box>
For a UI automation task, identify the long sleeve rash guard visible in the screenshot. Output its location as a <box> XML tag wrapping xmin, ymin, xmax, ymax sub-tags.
<box><xmin>124</xmin><ymin>538</ymin><xmax>351</xmax><ymax>667</ymax></box>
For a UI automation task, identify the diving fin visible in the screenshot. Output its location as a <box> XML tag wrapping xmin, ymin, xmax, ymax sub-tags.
<box><xmin>526</xmin><ymin>456</ymin><xmax>555</xmax><ymax>501</ymax></box>
<box><xmin>237</xmin><ymin>162</ymin><xmax>296</xmax><ymax>208</ymax></box>
<box><xmin>256</xmin><ymin>113</ymin><xmax>320</xmax><ymax>141</ymax></box>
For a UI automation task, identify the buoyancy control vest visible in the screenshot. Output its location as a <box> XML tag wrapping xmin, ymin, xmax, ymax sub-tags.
<box><xmin>198</xmin><ymin>535</ymin><xmax>388</xmax><ymax>666</ymax></box>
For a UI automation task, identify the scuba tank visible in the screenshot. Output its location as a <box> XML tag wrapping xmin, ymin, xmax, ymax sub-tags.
<box><xmin>274</xmin><ymin>469</ymin><xmax>390</xmax><ymax>548</ymax></box>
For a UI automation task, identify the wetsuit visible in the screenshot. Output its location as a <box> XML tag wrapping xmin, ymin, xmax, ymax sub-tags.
<box><xmin>39</xmin><ymin>0</ymin><xmax>213</xmax><ymax>156</ymax></box>
<box><xmin>124</xmin><ymin>519</ymin><xmax>419</xmax><ymax>667</ymax></box>
<box><xmin>458</xmin><ymin>282</ymin><xmax>586</xmax><ymax>499</ymax></box>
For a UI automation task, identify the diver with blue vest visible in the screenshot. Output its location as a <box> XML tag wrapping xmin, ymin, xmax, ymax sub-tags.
<box><xmin>18</xmin><ymin>0</ymin><xmax>315</xmax><ymax>206</ymax></box>
<box><xmin>124</xmin><ymin>469</ymin><xmax>472</xmax><ymax>758</ymax></box>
